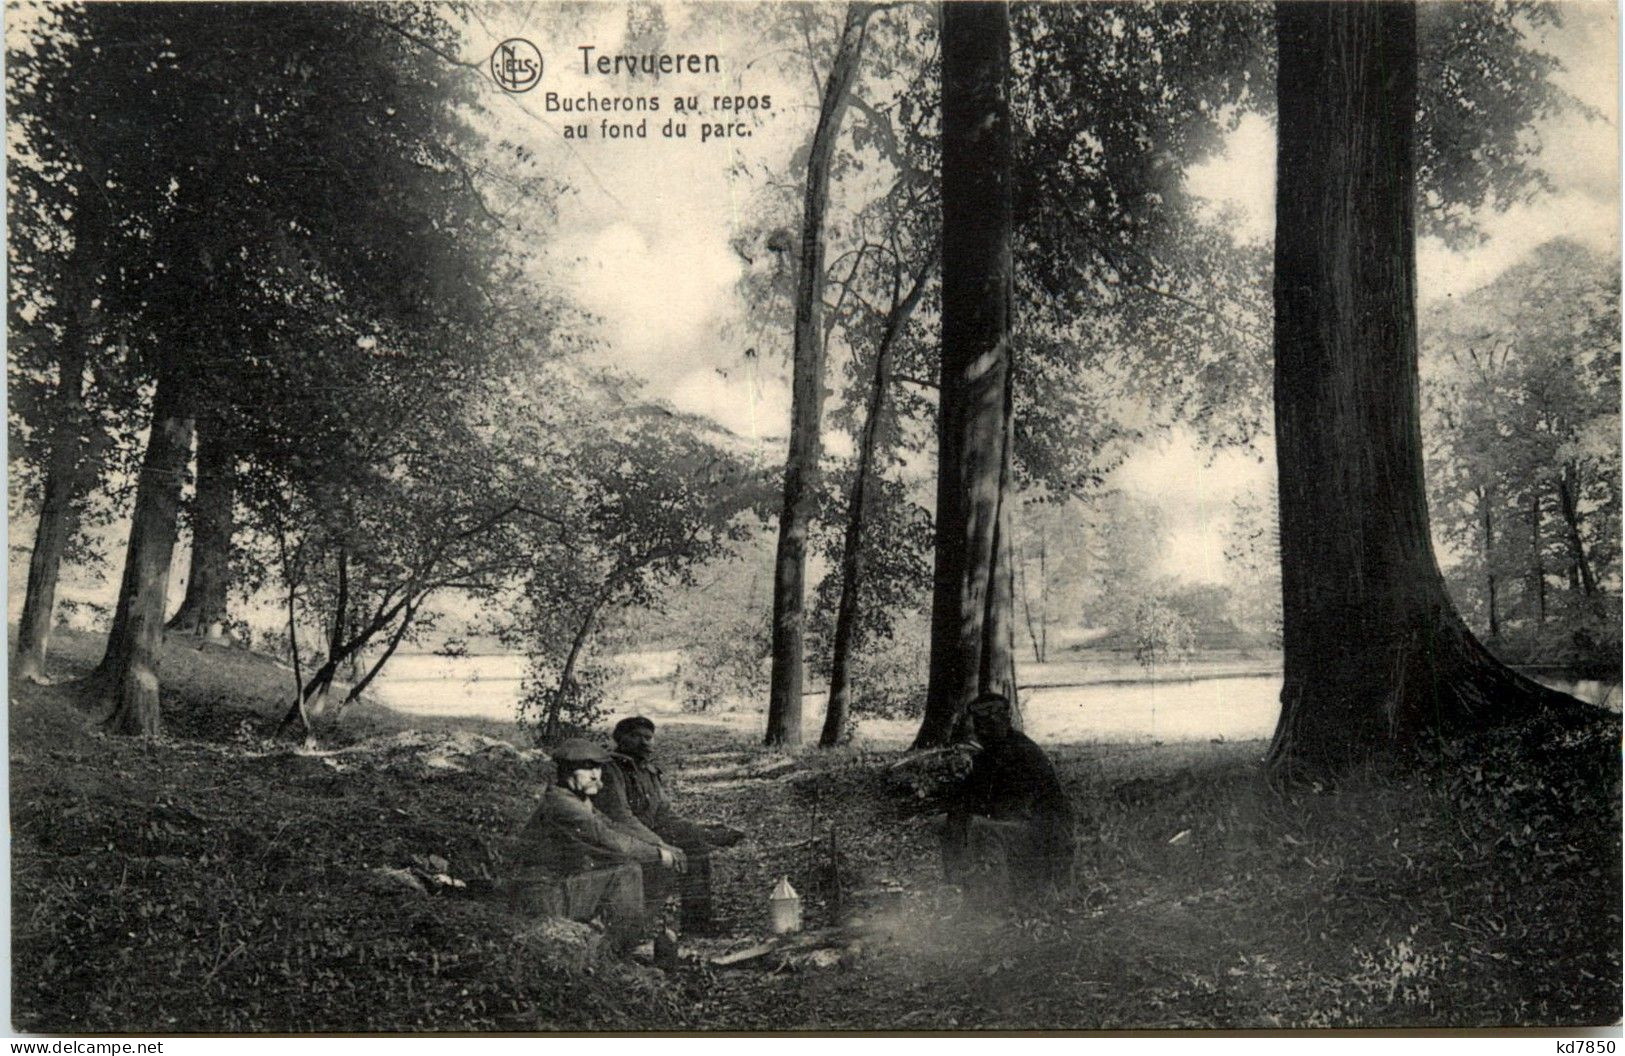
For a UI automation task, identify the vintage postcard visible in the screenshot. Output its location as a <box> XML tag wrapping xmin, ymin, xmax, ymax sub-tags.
<box><xmin>6</xmin><ymin>0</ymin><xmax>1620</xmax><ymax>1038</ymax></box>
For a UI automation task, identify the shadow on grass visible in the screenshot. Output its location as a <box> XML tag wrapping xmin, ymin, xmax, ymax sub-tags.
<box><xmin>10</xmin><ymin>628</ymin><xmax>1621</xmax><ymax>1031</ymax></box>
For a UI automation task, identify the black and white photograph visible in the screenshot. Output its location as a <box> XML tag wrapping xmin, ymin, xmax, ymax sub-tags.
<box><xmin>5</xmin><ymin>0</ymin><xmax>1621</xmax><ymax>1036</ymax></box>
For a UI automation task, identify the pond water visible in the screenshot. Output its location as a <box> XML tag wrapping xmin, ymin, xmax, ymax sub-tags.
<box><xmin>371</xmin><ymin>654</ymin><xmax>1620</xmax><ymax>744</ymax></box>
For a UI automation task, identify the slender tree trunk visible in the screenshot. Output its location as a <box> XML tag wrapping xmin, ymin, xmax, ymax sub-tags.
<box><xmin>1037</xmin><ymin>523</ymin><xmax>1049</xmax><ymax>663</ymax></box>
<box><xmin>16</xmin><ymin>339</ymin><xmax>90</xmax><ymax>682</ymax></box>
<box><xmin>915</xmin><ymin>0</ymin><xmax>1016</xmax><ymax>749</ymax></box>
<box><xmin>326</xmin><ymin>549</ymin><xmax>349</xmax><ymax>665</ymax></box>
<box><xmin>546</xmin><ymin>595</ymin><xmax>608</xmax><ymax>743</ymax></box>
<box><xmin>83</xmin><ymin>376</ymin><xmax>194</xmax><ymax>736</ymax></box>
<box><xmin>167</xmin><ymin>417</ymin><xmax>234</xmax><ymax>639</ymax></box>
<box><xmin>1554</xmin><ymin>465</ymin><xmax>1597</xmax><ymax>596</ymax></box>
<box><xmin>343</xmin><ymin>600</ymin><xmax>416</xmax><ymax>708</ymax></box>
<box><xmin>279</xmin><ymin>527</ymin><xmax>308</xmax><ymax>736</ymax></box>
<box><xmin>277</xmin><ymin>591</ymin><xmax>412</xmax><ymax>733</ymax></box>
<box><xmin>1529</xmin><ymin>490</ymin><xmax>1547</xmax><ymax>624</ymax></box>
<box><xmin>766</xmin><ymin>2</ymin><xmax>875</xmax><ymax>748</ymax></box>
<box><xmin>1265</xmin><ymin>0</ymin><xmax>1581</xmax><ymax>781</ymax></box>
<box><xmin>821</xmin><ymin>259</ymin><xmax>934</xmax><ymax>748</ymax></box>
<box><xmin>1481</xmin><ymin>488</ymin><xmax>1499</xmax><ymax>640</ymax></box>
<box><xmin>1019</xmin><ymin>532</ymin><xmax>1043</xmax><ymax>664</ymax></box>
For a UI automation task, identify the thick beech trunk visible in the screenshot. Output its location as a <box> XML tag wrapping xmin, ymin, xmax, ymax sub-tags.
<box><xmin>83</xmin><ymin>377</ymin><xmax>194</xmax><ymax>735</ymax></box>
<box><xmin>1266</xmin><ymin>0</ymin><xmax>1580</xmax><ymax>780</ymax></box>
<box><xmin>167</xmin><ymin>418</ymin><xmax>234</xmax><ymax>639</ymax></box>
<box><xmin>915</xmin><ymin>0</ymin><xmax>1018</xmax><ymax>749</ymax></box>
<box><xmin>16</xmin><ymin>339</ymin><xmax>91</xmax><ymax>682</ymax></box>
<box><xmin>766</xmin><ymin>2</ymin><xmax>875</xmax><ymax>748</ymax></box>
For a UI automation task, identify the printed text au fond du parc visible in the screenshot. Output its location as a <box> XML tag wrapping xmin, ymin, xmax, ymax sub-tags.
<box><xmin>546</xmin><ymin>45</ymin><xmax>772</xmax><ymax>143</ymax></box>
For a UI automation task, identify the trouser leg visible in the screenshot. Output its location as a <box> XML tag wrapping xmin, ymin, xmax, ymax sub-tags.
<box><xmin>507</xmin><ymin>877</ymin><xmax>567</xmax><ymax>917</ymax></box>
<box><xmin>678</xmin><ymin>851</ymin><xmax>714</xmax><ymax>927</ymax></box>
<box><xmin>550</xmin><ymin>864</ymin><xmax>647</xmax><ymax>950</ymax></box>
<box><xmin>596</xmin><ymin>863</ymin><xmax>648</xmax><ymax>951</ymax></box>
<box><xmin>657</xmin><ymin>819</ymin><xmax>717</xmax><ymax>928</ymax></box>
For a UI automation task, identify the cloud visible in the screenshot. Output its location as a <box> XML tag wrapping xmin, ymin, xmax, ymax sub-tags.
<box><xmin>668</xmin><ymin>363</ymin><xmax>790</xmax><ymax>445</ymax></box>
<box><xmin>553</xmin><ymin>214</ymin><xmax>742</xmax><ymax>384</ymax></box>
<box><xmin>1184</xmin><ymin>110</ymin><xmax>1275</xmax><ymax>243</ymax></box>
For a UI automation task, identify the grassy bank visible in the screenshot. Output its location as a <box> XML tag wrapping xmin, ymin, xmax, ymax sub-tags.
<box><xmin>11</xmin><ymin>629</ymin><xmax>1621</xmax><ymax>1031</ymax></box>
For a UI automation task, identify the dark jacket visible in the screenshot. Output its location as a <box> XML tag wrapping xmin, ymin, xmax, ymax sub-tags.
<box><xmin>509</xmin><ymin>784</ymin><xmax>662</xmax><ymax>881</ymax></box>
<box><xmin>602</xmin><ymin>751</ymin><xmax>710</xmax><ymax>850</ymax></box>
<box><xmin>948</xmin><ymin>730</ymin><xmax>1075</xmax><ymax>882</ymax></box>
<box><xmin>951</xmin><ymin>730</ymin><xmax>1074</xmax><ymax>827</ymax></box>
<box><xmin>601</xmin><ymin>752</ymin><xmax>676</xmax><ymax>833</ymax></box>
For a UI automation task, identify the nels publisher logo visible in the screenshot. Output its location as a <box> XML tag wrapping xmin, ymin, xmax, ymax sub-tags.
<box><xmin>490</xmin><ymin>38</ymin><xmax>543</xmax><ymax>93</ymax></box>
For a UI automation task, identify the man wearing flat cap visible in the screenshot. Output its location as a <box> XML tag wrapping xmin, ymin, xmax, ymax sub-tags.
<box><xmin>598</xmin><ymin>716</ymin><xmax>743</xmax><ymax>934</ymax></box>
<box><xmin>942</xmin><ymin>692</ymin><xmax>1075</xmax><ymax>900</ymax></box>
<box><xmin>505</xmin><ymin>737</ymin><xmax>683</xmax><ymax>951</ymax></box>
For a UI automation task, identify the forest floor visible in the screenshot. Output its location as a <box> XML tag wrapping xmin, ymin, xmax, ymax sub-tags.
<box><xmin>11</xmin><ymin>629</ymin><xmax>1622</xmax><ymax>1033</ymax></box>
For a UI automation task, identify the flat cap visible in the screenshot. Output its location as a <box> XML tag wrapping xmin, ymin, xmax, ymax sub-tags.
<box><xmin>966</xmin><ymin>692</ymin><xmax>1011</xmax><ymax>717</ymax></box>
<box><xmin>613</xmin><ymin>715</ymin><xmax>656</xmax><ymax>739</ymax></box>
<box><xmin>553</xmin><ymin>737</ymin><xmax>611</xmax><ymax>765</ymax></box>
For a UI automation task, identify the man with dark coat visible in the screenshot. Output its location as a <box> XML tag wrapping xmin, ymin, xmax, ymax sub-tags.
<box><xmin>506</xmin><ymin>738</ymin><xmax>683</xmax><ymax>950</ymax></box>
<box><xmin>598</xmin><ymin>716</ymin><xmax>742</xmax><ymax>933</ymax></box>
<box><xmin>942</xmin><ymin>692</ymin><xmax>1076</xmax><ymax>898</ymax></box>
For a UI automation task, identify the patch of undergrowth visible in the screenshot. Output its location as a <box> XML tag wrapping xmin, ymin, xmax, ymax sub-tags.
<box><xmin>12</xmin><ymin>630</ymin><xmax>1620</xmax><ymax>1031</ymax></box>
<box><xmin>798</xmin><ymin>716</ymin><xmax>1621</xmax><ymax>1030</ymax></box>
<box><xmin>11</xmin><ymin>637</ymin><xmax>686</xmax><ymax>1033</ymax></box>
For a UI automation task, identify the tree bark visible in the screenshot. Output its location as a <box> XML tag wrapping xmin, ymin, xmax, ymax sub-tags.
<box><xmin>915</xmin><ymin>0</ymin><xmax>1017</xmax><ymax>749</ymax></box>
<box><xmin>1266</xmin><ymin>0</ymin><xmax>1581</xmax><ymax>781</ymax></box>
<box><xmin>167</xmin><ymin>417</ymin><xmax>234</xmax><ymax>639</ymax></box>
<box><xmin>82</xmin><ymin>376</ymin><xmax>194</xmax><ymax>736</ymax></box>
<box><xmin>343</xmin><ymin>600</ymin><xmax>417</xmax><ymax>709</ymax></box>
<box><xmin>16</xmin><ymin>337</ymin><xmax>91</xmax><ymax>682</ymax></box>
<box><xmin>1480</xmin><ymin>487</ymin><xmax>1498</xmax><ymax>640</ymax></box>
<box><xmin>277</xmin><ymin>590</ymin><xmax>413</xmax><ymax>734</ymax></box>
<box><xmin>766</xmin><ymin>1</ymin><xmax>875</xmax><ymax>748</ymax></box>
<box><xmin>546</xmin><ymin>594</ymin><xmax>608</xmax><ymax>743</ymax></box>
<box><xmin>821</xmin><ymin>259</ymin><xmax>934</xmax><ymax>748</ymax></box>
<box><xmin>1529</xmin><ymin>490</ymin><xmax>1546</xmax><ymax>624</ymax></box>
<box><xmin>1554</xmin><ymin>464</ymin><xmax>1597</xmax><ymax>596</ymax></box>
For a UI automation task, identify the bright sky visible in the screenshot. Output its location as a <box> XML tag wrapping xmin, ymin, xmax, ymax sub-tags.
<box><xmin>469</xmin><ymin>1</ymin><xmax>1619</xmax><ymax>587</ymax></box>
<box><xmin>468</xmin><ymin>3</ymin><xmax>809</xmax><ymax>450</ymax></box>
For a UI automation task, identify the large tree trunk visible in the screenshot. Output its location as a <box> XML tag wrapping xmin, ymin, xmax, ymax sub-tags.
<box><xmin>83</xmin><ymin>376</ymin><xmax>194</xmax><ymax>736</ymax></box>
<box><xmin>914</xmin><ymin>0</ymin><xmax>1017</xmax><ymax>749</ymax></box>
<box><xmin>1265</xmin><ymin>0</ymin><xmax>1580</xmax><ymax>781</ymax></box>
<box><xmin>15</xmin><ymin>338</ymin><xmax>91</xmax><ymax>682</ymax></box>
<box><xmin>766</xmin><ymin>2</ymin><xmax>875</xmax><ymax>748</ymax></box>
<box><xmin>167</xmin><ymin>417</ymin><xmax>234</xmax><ymax>639</ymax></box>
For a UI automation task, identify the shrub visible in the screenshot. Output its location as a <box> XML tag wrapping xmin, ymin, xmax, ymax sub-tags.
<box><xmin>679</xmin><ymin>613</ymin><xmax>769</xmax><ymax>712</ymax></box>
<box><xmin>1131</xmin><ymin>596</ymin><xmax>1196</xmax><ymax>672</ymax></box>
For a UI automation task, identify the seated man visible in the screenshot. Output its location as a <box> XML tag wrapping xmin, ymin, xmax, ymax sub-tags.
<box><xmin>506</xmin><ymin>738</ymin><xmax>683</xmax><ymax>952</ymax></box>
<box><xmin>942</xmin><ymin>692</ymin><xmax>1076</xmax><ymax>900</ymax></box>
<box><xmin>598</xmin><ymin>716</ymin><xmax>743</xmax><ymax>934</ymax></box>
